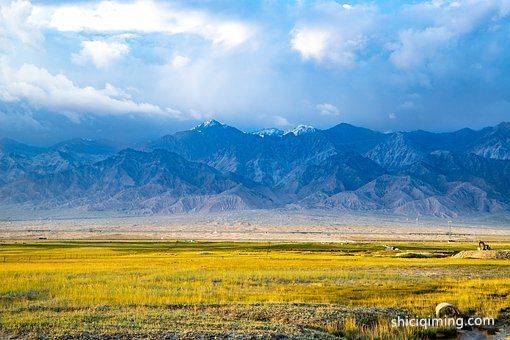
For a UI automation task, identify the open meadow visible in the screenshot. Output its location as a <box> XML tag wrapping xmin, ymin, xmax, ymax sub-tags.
<box><xmin>1</xmin><ymin>240</ymin><xmax>509</xmax><ymax>339</ymax></box>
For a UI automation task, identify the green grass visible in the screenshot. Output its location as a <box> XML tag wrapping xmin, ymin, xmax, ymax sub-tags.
<box><xmin>0</xmin><ymin>240</ymin><xmax>509</xmax><ymax>338</ymax></box>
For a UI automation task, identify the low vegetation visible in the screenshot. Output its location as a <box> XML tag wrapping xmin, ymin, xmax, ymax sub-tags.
<box><xmin>0</xmin><ymin>240</ymin><xmax>509</xmax><ymax>338</ymax></box>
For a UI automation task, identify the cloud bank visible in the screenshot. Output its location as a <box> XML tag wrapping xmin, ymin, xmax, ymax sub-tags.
<box><xmin>0</xmin><ymin>0</ymin><xmax>509</xmax><ymax>145</ymax></box>
<box><xmin>0</xmin><ymin>62</ymin><xmax>167</xmax><ymax>122</ymax></box>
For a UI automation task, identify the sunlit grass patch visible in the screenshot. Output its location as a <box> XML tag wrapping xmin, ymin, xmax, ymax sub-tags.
<box><xmin>0</xmin><ymin>240</ymin><xmax>509</xmax><ymax>338</ymax></box>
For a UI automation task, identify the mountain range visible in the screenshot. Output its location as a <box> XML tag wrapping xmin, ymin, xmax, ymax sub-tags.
<box><xmin>1</xmin><ymin>120</ymin><xmax>510</xmax><ymax>217</ymax></box>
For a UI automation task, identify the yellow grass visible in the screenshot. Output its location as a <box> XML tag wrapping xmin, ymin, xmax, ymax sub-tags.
<box><xmin>0</xmin><ymin>240</ymin><xmax>509</xmax><ymax>338</ymax></box>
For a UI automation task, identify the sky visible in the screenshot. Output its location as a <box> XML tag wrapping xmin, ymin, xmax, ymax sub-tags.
<box><xmin>0</xmin><ymin>0</ymin><xmax>509</xmax><ymax>145</ymax></box>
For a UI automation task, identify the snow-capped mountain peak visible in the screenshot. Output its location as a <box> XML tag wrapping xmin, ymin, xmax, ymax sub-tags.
<box><xmin>285</xmin><ymin>125</ymin><xmax>317</xmax><ymax>136</ymax></box>
<box><xmin>192</xmin><ymin>119</ymin><xmax>224</xmax><ymax>132</ymax></box>
<box><xmin>253</xmin><ymin>128</ymin><xmax>284</xmax><ymax>138</ymax></box>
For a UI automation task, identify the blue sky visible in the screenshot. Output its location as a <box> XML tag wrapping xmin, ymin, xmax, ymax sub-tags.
<box><xmin>0</xmin><ymin>0</ymin><xmax>509</xmax><ymax>145</ymax></box>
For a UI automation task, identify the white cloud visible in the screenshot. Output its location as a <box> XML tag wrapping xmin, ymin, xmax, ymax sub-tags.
<box><xmin>36</xmin><ymin>0</ymin><xmax>254</xmax><ymax>49</ymax></box>
<box><xmin>257</xmin><ymin>114</ymin><xmax>291</xmax><ymax>128</ymax></box>
<box><xmin>164</xmin><ymin>107</ymin><xmax>184</xmax><ymax>119</ymax></box>
<box><xmin>73</xmin><ymin>40</ymin><xmax>129</xmax><ymax>68</ymax></box>
<box><xmin>388</xmin><ymin>112</ymin><xmax>396</xmax><ymax>120</ymax></box>
<box><xmin>290</xmin><ymin>0</ymin><xmax>510</xmax><ymax>71</ymax></box>
<box><xmin>2</xmin><ymin>0</ymin><xmax>510</xmax><ymax>135</ymax></box>
<box><xmin>390</xmin><ymin>27</ymin><xmax>453</xmax><ymax>70</ymax></box>
<box><xmin>0</xmin><ymin>0</ymin><xmax>43</xmax><ymax>46</ymax></box>
<box><xmin>402</xmin><ymin>0</ymin><xmax>510</xmax><ymax>33</ymax></box>
<box><xmin>316</xmin><ymin>103</ymin><xmax>340</xmax><ymax>116</ymax></box>
<box><xmin>160</xmin><ymin>107</ymin><xmax>207</xmax><ymax>121</ymax></box>
<box><xmin>290</xmin><ymin>26</ymin><xmax>365</xmax><ymax>66</ymax></box>
<box><xmin>211</xmin><ymin>22</ymin><xmax>253</xmax><ymax>48</ymax></box>
<box><xmin>390</xmin><ymin>0</ymin><xmax>510</xmax><ymax>70</ymax></box>
<box><xmin>399</xmin><ymin>100</ymin><xmax>416</xmax><ymax>110</ymax></box>
<box><xmin>0</xmin><ymin>62</ymin><xmax>168</xmax><ymax>121</ymax></box>
<box><xmin>187</xmin><ymin>109</ymin><xmax>207</xmax><ymax>120</ymax></box>
<box><xmin>290</xmin><ymin>3</ymin><xmax>375</xmax><ymax>66</ymax></box>
<box><xmin>171</xmin><ymin>55</ymin><xmax>190</xmax><ymax>69</ymax></box>
<box><xmin>272</xmin><ymin>115</ymin><xmax>291</xmax><ymax>127</ymax></box>
<box><xmin>0</xmin><ymin>109</ymin><xmax>43</xmax><ymax>130</ymax></box>
<box><xmin>291</xmin><ymin>28</ymin><xmax>329</xmax><ymax>61</ymax></box>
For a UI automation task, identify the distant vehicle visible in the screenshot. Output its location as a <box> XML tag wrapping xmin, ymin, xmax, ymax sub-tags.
<box><xmin>478</xmin><ymin>241</ymin><xmax>491</xmax><ymax>251</ymax></box>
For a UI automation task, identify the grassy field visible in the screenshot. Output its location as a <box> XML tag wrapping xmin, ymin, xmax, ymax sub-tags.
<box><xmin>0</xmin><ymin>240</ymin><xmax>509</xmax><ymax>339</ymax></box>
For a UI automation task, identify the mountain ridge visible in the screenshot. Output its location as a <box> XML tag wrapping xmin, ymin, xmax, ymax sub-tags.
<box><xmin>2</xmin><ymin>121</ymin><xmax>510</xmax><ymax>217</ymax></box>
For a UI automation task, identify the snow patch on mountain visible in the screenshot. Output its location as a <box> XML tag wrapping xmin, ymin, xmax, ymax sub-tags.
<box><xmin>285</xmin><ymin>125</ymin><xmax>317</xmax><ymax>136</ymax></box>
<box><xmin>192</xmin><ymin>119</ymin><xmax>225</xmax><ymax>132</ymax></box>
<box><xmin>253</xmin><ymin>128</ymin><xmax>284</xmax><ymax>138</ymax></box>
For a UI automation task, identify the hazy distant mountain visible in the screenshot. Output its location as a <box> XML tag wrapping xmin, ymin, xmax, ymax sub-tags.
<box><xmin>2</xmin><ymin>121</ymin><xmax>510</xmax><ymax>217</ymax></box>
<box><xmin>0</xmin><ymin>153</ymin><xmax>25</xmax><ymax>182</ymax></box>
<box><xmin>274</xmin><ymin>152</ymin><xmax>385</xmax><ymax>199</ymax></box>
<box><xmin>0</xmin><ymin>149</ymin><xmax>281</xmax><ymax>213</ymax></box>
<box><xmin>365</xmin><ymin>133</ymin><xmax>426</xmax><ymax>171</ymax></box>
<box><xmin>0</xmin><ymin>138</ymin><xmax>120</xmax><ymax>179</ymax></box>
<box><xmin>469</xmin><ymin>122</ymin><xmax>510</xmax><ymax>160</ymax></box>
<box><xmin>0</xmin><ymin>138</ymin><xmax>45</xmax><ymax>157</ymax></box>
<box><xmin>323</xmin><ymin>123</ymin><xmax>387</xmax><ymax>153</ymax></box>
<box><xmin>405</xmin><ymin>123</ymin><xmax>510</xmax><ymax>159</ymax></box>
<box><xmin>405</xmin><ymin>128</ymin><xmax>484</xmax><ymax>153</ymax></box>
<box><xmin>145</xmin><ymin>119</ymin><xmax>336</xmax><ymax>186</ymax></box>
<box><xmin>51</xmin><ymin>138</ymin><xmax>120</xmax><ymax>156</ymax></box>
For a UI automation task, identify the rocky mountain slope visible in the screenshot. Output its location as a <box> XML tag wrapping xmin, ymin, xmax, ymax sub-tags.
<box><xmin>1</xmin><ymin>120</ymin><xmax>510</xmax><ymax>217</ymax></box>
